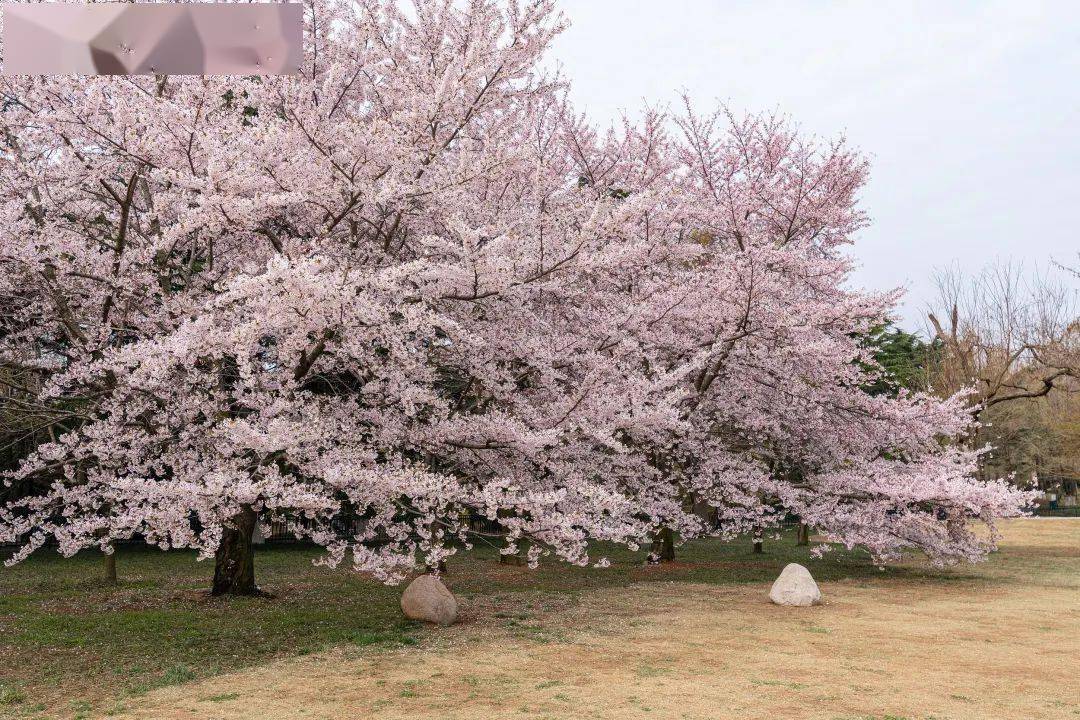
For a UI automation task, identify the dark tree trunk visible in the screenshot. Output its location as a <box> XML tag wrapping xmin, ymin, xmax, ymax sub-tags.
<box><xmin>103</xmin><ymin>552</ymin><xmax>117</xmax><ymax>584</ymax></box>
<box><xmin>212</xmin><ymin>508</ymin><xmax>259</xmax><ymax>596</ymax></box>
<box><xmin>647</xmin><ymin>526</ymin><xmax>676</xmax><ymax>564</ymax></box>
<box><xmin>797</xmin><ymin>522</ymin><xmax>810</xmax><ymax>546</ymax></box>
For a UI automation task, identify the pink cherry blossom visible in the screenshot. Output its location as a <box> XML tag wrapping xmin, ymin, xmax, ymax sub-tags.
<box><xmin>0</xmin><ymin>0</ymin><xmax>1033</xmax><ymax>589</ymax></box>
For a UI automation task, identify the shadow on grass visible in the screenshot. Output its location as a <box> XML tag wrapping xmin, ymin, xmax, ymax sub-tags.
<box><xmin>0</xmin><ymin>530</ymin><xmax>1024</xmax><ymax>716</ymax></box>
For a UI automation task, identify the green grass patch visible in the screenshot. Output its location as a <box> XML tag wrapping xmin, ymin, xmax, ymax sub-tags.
<box><xmin>200</xmin><ymin>692</ymin><xmax>240</xmax><ymax>703</ymax></box>
<box><xmin>0</xmin><ymin>530</ymin><xmax>979</xmax><ymax>717</ymax></box>
<box><xmin>0</xmin><ymin>683</ymin><xmax>26</xmax><ymax>706</ymax></box>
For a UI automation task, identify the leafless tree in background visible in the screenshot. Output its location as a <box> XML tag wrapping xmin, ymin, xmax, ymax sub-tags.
<box><xmin>927</xmin><ymin>260</ymin><xmax>1079</xmax><ymax>484</ymax></box>
<box><xmin>928</xmin><ymin>260</ymin><xmax>1078</xmax><ymax>415</ymax></box>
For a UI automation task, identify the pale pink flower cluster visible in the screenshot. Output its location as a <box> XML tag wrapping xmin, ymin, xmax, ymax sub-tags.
<box><xmin>0</xmin><ymin>0</ymin><xmax>1033</xmax><ymax>581</ymax></box>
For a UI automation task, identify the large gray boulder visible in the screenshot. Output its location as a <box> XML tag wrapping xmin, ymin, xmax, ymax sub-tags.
<box><xmin>401</xmin><ymin>574</ymin><xmax>458</xmax><ymax>625</ymax></box>
<box><xmin>768</xmin><ymin>563</ymin><xmax>822</xmax><ymax>606</ymax></box>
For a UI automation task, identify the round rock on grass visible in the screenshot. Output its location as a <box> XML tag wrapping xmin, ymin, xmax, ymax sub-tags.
<box><xmin>768</xmin><ymin>563</ymin><xmax>822</xmax><ymax>607</ymax></box>
<box><xmin>401</xmin><ymin>574</ymin><xmax>458</xmax><ymax>625</ymax></box>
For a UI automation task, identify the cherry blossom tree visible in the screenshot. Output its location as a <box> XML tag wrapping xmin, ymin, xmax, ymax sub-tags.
<box><xmin>560</xmin><ymin>106</ymin><xmax>1035</xmax><ymax>565</ymax></box>
<box><xmin>0</xmin><ymin>0</ymin><xmax>1033</xmax><ymax>595</ymax></box>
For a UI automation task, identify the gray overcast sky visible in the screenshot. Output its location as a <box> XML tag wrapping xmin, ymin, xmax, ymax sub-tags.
<box><xmin>549</xmin><ymin>0</ymin><xmax>1080</xmax><ymax>331</ymax></box>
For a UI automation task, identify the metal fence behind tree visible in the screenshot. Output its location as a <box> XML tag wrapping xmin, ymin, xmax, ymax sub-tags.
<box><xmin>1033</xmin><ymin>506</ymin><xmax>1080</xmax><ymax>518</ymax></box>
<box><xmin>1033</xmin><ymin>474</ymin><xmax>1080</xmax><ymax>516</ymax></box>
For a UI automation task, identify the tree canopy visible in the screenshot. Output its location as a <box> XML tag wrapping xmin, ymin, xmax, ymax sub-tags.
<box><xmin>0</xmin><ymin>0</ymin><xmax>1032</xmax><ymax>592</ymax></box>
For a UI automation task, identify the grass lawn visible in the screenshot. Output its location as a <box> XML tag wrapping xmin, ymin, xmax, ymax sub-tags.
<box><xmin>1</xmin><ymin>520</ymin><xmax>1077</xmax><ymax>719</ymax></box>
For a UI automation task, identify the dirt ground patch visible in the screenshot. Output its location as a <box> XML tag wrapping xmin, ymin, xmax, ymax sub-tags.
<box><xmin>108</xmin><ymin>519</ymin><xmax>1080</xmax><ymax>720</ymax></box>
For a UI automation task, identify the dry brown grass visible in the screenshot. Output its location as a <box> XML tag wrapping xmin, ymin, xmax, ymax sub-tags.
<box><xmin>106</xmin><ymin>519</ymin><xmax>1080</xmax><ymax>720</ymax></box>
